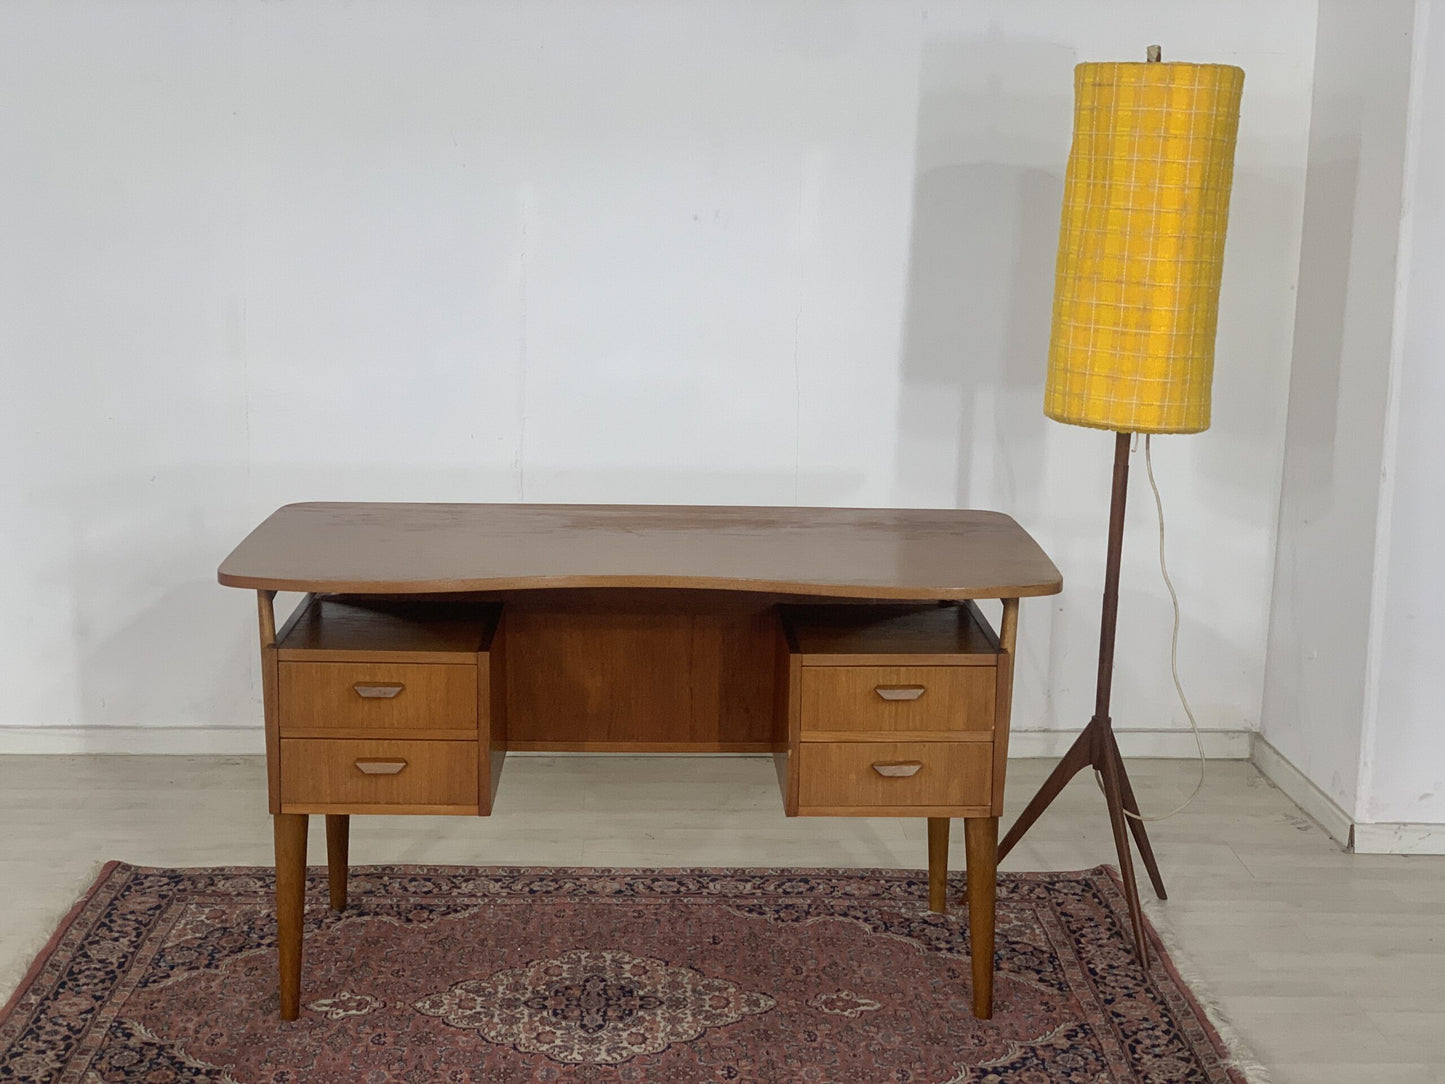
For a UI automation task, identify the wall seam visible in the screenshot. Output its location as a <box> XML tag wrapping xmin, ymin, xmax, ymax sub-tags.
<box><xmin>1255</xmin><ymin>1</ymin><xmax>1326</xmax><ymax>752</ymax></box>
<box><xmin>1356</xmin><ymin>0</ymin><xmax>1430</xmax><ymax>824</ymax></box>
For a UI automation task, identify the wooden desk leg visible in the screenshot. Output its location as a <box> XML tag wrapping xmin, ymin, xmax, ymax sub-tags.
<box><xmin>274</xmin><ymin>813</ymin><xmax>308</xmax><ymax>1021</ymax></box>
<box><xmin>325</xmin><ymin>814</ymin><xmax>350</xmax><ymax>912</ymax></box>
<box><xmin>964</xmin><ymin>815</ymin><xmax>998</xmax><ymax>1019</ymax></box>
<box><xmin>927</xmin><ymin>817</ymin><xmax>949</xmax><ymax>913</ymax></box>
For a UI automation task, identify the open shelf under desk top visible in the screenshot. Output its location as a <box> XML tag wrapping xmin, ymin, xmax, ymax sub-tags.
<box><xmin>218</xmin><ymin>502</ymin><xmax>1063</xmax><ymax>601</ymax></box>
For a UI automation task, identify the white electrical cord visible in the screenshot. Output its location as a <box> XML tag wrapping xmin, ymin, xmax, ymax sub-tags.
<box><xmin>1096</xmin><ymin>434</ymin><xmax>1207</xmax><ymax>822</ymax></box>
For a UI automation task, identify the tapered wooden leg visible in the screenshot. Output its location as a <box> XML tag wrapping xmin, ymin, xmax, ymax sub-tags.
<box><xmin>1113</xmin><ymin>743</ymin><xmax>1167</xmax><ymax>901</ymax></box>
<box><xmin>964</xmin><ymin>816</ymin><xmax>998</xmax><ymax>1019</ymax></box>
<box><xmin>927</xmin><ymin>818</ymin><xmax>949</xmax><ymax>914</ymax></box>
<box><xmin>325</xmin><ymin>814</ymin><xmax>350</xmax><ymax>912</ymax></box>
<box><xmin>997</xmin><ymin>725</ymin><xmax>1095</xmax><ymax>860</ymax></box>
<box><xmin>273</xmin><ymin>813</ymin><xmax>308</xmax><ymax>1021</ymax></box>
<box><xmin>1099</xmin><ymin>740</ymin><xmax>1150</xmax><ymax>967</ymax></box>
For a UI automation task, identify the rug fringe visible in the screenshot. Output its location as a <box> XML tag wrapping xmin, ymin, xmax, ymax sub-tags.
<box><xmin>0</xmin><ymin>858</ymin><xmax>116</xmax><ymax>1018</ymax></box>
<box><xmin>1138</xmin><ymin>892</ymin><xmax>1274</xmax><ymax>1084</ymax></box>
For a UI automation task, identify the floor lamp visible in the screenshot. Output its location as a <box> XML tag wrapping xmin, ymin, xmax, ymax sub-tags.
<box><xmin>996</xmin><ymin>50</ymin><xmax>1245</xmax><ymax>965</ymax></box>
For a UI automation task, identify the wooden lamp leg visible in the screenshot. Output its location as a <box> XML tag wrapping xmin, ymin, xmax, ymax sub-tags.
<box><xmin>1116</xmin><ymin>754</ymin><xmax>1168</xmax><ymax>901</ymax></box>
<box><xmin>996</xmin><ymin>726</ymin><xmax>1095</xmax><ymax>853</ymax></box>
<box><xmin>964</xmin><ymin>816</ymin><xmax>998</xmax><ymax>1019</ymax></box>
<box><xmin>325</xmin><ymin>814</ymin><xmax>350</xmax><ymax>912</ymax></box>
<box><xmin>1099</xmin><ymin>727</ymin><xmax>1150</xmax><ymax>964</ymax></box>
<box><xmin>274</xmin><ymin>812</ymin><xmax>308</xmax><ymax>1021</ymax></box>
<box><xmin>927</xmin><ymin>817</ymin><xmax>950</xmax><ymax>913</ymax></box>
<box><xmin>996</xmin><ymin>432</ymin><xmax>1164</xmax><ymax>966</ymax></box>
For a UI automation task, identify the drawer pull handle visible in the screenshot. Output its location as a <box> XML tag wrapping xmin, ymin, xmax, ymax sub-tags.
<box><xmin>874</xmin><ymin>685</ymin><xmax>926</xmax><ymax>702</ymax></box>
<box><xmin>355</xmin><ymin>758</ymin><xmax>408</xmax><ymax>775</ymax></box>
<box><xmin>872</xmin><ymin>761</ymin><xmax>924</xmax><ymax>778</ymax></box>
<box><xmin>354</xmin><ymin>683</ymin><xmax>404</xmax><ymax>699</ymax></box>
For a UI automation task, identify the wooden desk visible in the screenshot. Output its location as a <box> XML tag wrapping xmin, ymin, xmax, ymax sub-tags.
<box><xmin>219</xmin><ymin>503</ymin><xmax>1061</xmax><ymax>1021</ymax></box>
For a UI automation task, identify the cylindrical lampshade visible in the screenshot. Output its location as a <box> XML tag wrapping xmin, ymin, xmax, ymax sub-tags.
<box><xmin>1044</xmin><ymin>61</ymin><xmax>1244</xmax><ymax>434</ymax></box>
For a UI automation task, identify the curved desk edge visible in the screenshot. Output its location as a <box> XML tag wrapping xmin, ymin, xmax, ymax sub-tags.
<box><xmin>216</xmin><ymin>502</ymin><xmax>1064</xmax><ymax>600</ymax></box>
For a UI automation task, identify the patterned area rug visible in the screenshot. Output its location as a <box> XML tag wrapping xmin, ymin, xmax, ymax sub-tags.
<box><xmin>0</xmin><ymin>863</ymin><xmax>1249</xmax><ymax>1083</ymax></box>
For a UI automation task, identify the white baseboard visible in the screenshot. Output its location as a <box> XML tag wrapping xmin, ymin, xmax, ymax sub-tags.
<box><xmin>1249</xmin><ymin>734</ymin><xmax>1354</xmax><ymax>847</ymax></box>
<box><xmin>0</xmin><ymin>726</ymin><xmax>265</xmax><ymax>756</ymax></box>
<box><xmin>1350</xmin><ymin>822</ymin><xmax>1445</xmax><ymax>855</ymax></box>
<box><xmin>1007</xmin><ymin>727</ymin><xmax>1253</xmax><ymax>760</ymax></box>
<box><xmin>1249</xmin><ymin>735</ymin><xmax>1445</xmax><ymax>854</ymax></box>
<box><xmin>0</xmin><ymin>724</ymin><xmax>1252</xmax><ymax>759</ymax></box>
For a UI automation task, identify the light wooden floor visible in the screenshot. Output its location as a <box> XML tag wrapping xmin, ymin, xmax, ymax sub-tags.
<box><xmin>1</xmin><ymin>754</ymin><xmax>1441</xmax><ymax>1083</ymax></box>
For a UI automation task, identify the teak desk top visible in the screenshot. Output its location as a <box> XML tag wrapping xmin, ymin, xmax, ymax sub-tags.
<box><xmin>217</xmin><ymin>502</ymin><xmax>1063</xmax><ymax>600</ymax></box>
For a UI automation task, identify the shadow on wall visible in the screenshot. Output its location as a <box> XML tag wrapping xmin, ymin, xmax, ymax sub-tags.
<box><xmin>892</xmin><ymin>31</ymin><xmax>1074</xmax><ymax>733</ymax></box>
<box><xmin>55</xmin><ymin>465</ymin><xmax>257</xmax><ymax>744</ymax></box>
<box><xmin>1272</xmin><ymin>133</ymin><xmax>1359</xmax><ymax>520</ymax></box>
<box><xmin>1201</xmin><ymin>162</ymin><xmax>1320</xmax><ymax>520</ymax></box>
<box><xmin>894</xmin><ymin>31</ymin><xmax>1071</xmax><ymax>516</ymax></box>
<box><xmin>241</xmin><ymin>464</ymin><xmax>858</xmax><ymax>511</ymax></box>
<box><xmin>896</xmin><ymin>32</ymin><xmax>1306</xmax><ymax>528</ymax></box>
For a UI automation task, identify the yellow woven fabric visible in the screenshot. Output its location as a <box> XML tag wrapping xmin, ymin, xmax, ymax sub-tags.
<box><xmin>1044</xmin><ymin>61</ymin><xmax>1244</xmax><ymax>434</ymax></box>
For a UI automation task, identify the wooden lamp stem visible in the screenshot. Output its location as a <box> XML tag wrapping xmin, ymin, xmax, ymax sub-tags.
<box><xmin>997</xmin><ymin>431</ymin><xmax>1166</xmax><ymax>965</ymax></box>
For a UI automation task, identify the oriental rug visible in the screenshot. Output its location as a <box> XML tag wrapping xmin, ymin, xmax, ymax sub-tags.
<box><xmin>0</xmin><ymin>863</ymin><xmax>1252</xmax><ymax>1083</ymax></box>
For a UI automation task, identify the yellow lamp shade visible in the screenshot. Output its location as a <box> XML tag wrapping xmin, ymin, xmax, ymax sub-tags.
<box><xmin>1044</xmin><ymin>61</ymin><xmax>1244</xmax><ymax>434</ymax></box>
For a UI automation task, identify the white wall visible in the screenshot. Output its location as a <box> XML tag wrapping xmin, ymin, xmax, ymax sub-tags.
<box><xmin>1258</xmin><ymin>0</ymin><xmax>1445</xmax><ymax>849</ymax></box>
<box><xmin>0</xmin><ymin>1</ymin><xmax>1316</xmax><ymax>752</ymax></box>
<box><xmin>1260</xmin><ymin>0</ymin><xmax>1417</xmax><ymax>815</ymax></box>
<box><xmin>1356</xmin><ymin>0</ymin><xmax>1445</xmax><ymax>831</ymax></box>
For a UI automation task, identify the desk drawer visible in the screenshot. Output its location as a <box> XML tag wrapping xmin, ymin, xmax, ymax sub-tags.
<box><xmin>279</xmin><ymin>662</ymin><xmax>477</xmax><ymax>736</ymax></box>
<box><xmin>797</xmin><ymin>741</ymin><xmax>991</xmax><ymax>813</ymax></box>
<box><xmin>800</xmin><ymin>666</ymin><xmax>994</xmax><ymax>739</ymax></box>
<box><xmin>280</xmin><ymin>739</ymin><xmax>479</xmax><ymax>812</ymax></box>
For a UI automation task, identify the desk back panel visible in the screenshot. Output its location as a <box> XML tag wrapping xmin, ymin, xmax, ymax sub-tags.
<box><xmin>500</xmin><ymin>591</ymin><xmax>780</xmax><ymax>751</ymax></box>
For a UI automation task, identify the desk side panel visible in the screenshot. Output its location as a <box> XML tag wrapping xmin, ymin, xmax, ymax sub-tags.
<box><xmin>256</xmin><ymin>591</ymin><xmax>282</xmax><ymax>813</ymax></box>
<box><xmin>480</xmin><ymin>611</ymin><xmax>507</xmax><ymax>814</ymax></box>
<box><xmin>991</xmin><ymin>599</ymin><xmax>1020</xmax><ymax>816</ymax></box>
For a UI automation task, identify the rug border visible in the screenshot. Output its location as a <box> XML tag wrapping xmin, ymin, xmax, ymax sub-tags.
<box><xmin>1100</xmin><ymin>864</ymin><xmax>1261</xmax><ymax>1084</ymax></box>
<box><xmin>0</xmin><ymin>860</ymin><xmax>124</xmax><ymax>1027</ymax></box>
